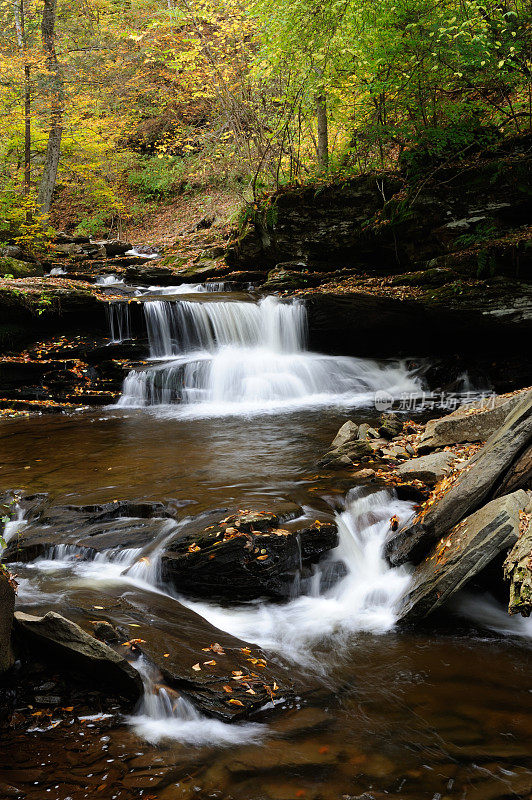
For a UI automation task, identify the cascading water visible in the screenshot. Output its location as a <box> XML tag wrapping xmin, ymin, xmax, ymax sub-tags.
<box><xmin>117</xmin><ymin>296</ymin><xmax>420</xmax><ymax>414</ymax></box>
<box><xmin>107</xmin><ymin>300</ymin><xmax>132</xmax><ymax>343</ymax></box>
<box><xmin>177</xmin><ymin>487</ymin><xmax>414</xmax><ymax>663</ymax></box>
<box><xmin>135</xmin><ymin>282</ymin><xmax>226</xmax><ymax>296</ymax></box>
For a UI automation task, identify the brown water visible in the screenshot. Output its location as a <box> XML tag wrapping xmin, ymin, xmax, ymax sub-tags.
<box><xmin>1</xmin><ymin>407</ymin><xmax>531</xmax><ymax>800</ymax></box>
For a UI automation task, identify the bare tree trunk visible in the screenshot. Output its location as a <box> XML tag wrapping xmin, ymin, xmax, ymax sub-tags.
<box><xmin>38</xmin><ymin>0</ymin><xmax>64</xmax><ymax>215</ymax></box>
<box><xmin>316</xmin><ymin>93</ymin><xmax>328</xmax><ymax>172</ymax></box>
<box><xmin>13</xmin><ymin>0</ymin><xmax>31</xmax><ymax>206</ymax></box>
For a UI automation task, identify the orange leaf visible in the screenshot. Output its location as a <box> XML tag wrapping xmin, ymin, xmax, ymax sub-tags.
<box><xmin>228</xmin><ymin>698</ymin><xmax>244</xmax><ymax>706</ymax></box>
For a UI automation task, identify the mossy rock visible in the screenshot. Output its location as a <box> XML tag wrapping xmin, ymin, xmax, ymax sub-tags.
<box><xmin>391</xmin><ymin>268</ymin><xmax>458</xmax><ymax>287</ymax></box>
<box><xmin>0</xmin><ymin>257</ymin><xmax>44</xmax><ymax>278</ymax></box>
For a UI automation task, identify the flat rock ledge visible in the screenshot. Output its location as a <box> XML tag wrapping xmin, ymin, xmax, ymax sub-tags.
<box><xmin>397</xmin><ymin>490</ymin><xmax>530</xmax><ymax>622</ymax></box>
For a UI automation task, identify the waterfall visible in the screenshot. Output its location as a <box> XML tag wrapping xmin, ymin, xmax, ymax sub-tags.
<box><xmin>107</xmin><ymin>301</ymin><xmax>132</xmax><ymax>343</ymax></box>
<box><xmin>136</xmin><ymin>282</ymin><xmax>227</xmax><ymax>296</ymax></box>
<box><xmin>117</xmin><ymin>296</ymin><xmax>420</xmax><ymax>414</ymax></box>
<box><xmin>178</xmin><ymin>487</ymin><xmax>414</xmax><ymax>662</ymax></box>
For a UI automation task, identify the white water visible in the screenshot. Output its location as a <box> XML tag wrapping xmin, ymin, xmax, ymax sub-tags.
<box><xmin>107</xmin><ymin>301</ymin><xmax>132</xmax><ymax>343</ymax></box>
<box><xmin>129</xmin><ymin>659</ymin><xmax>264</xmax><ymax>746</ymax></box>
<box><xmin>117</xmin><ymin>296</ymin><xmax>420</xmax><ymax>415</ymax></box>
<box><xmin>125</xmin><ymin>248</ymin><xmax>159</xmax><ymax>259</ymax></box>
<box><xmin>96</xmin><ymin>274</ymin><xmax>125</xmax><ymax>286</ymax></box>
<box><xmin>135</xmin><ymin>282</ymin><xmax>226</xmax><ymax>297</ymax></box>
<box><xmin>178</xmin><ymin>487</ymin><xmax>414</xmax><ymax>663</ymax></box>
<box><xmin>49</xmin><ymin>266</ymin><xmax>67</xmax><ymax>276</ymax></box>
<box><xmin>2</xmin><ymin>505</ymin><xmax>27</xmax><ymax>544</ymax></box>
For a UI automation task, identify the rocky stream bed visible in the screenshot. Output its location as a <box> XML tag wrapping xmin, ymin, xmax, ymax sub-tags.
<box><xmin>0</xmin><ymin>219</ymin><xmax>532</xmax><ymax>799</ymax></box>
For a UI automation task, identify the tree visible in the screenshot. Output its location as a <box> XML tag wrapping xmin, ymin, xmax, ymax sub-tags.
<box><xmin>38</xmin><ymin>0</ymin><xmax>64</xmax><ymax>214</ymax></box>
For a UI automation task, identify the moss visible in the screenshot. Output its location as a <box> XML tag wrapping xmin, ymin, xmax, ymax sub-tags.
<box><xmin>0</xmin><ymin>257</ymin><xmax>44</xmax><ymax>278</ymax></box>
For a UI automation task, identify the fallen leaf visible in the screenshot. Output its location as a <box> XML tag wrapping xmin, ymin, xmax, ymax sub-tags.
<box><xmin>192</xmin><ymin>663</ymin><xmax>201</xmax><ymax>671</ymax></box>
<box><xmin>228</xmin><ymin>698</ymin><xmax>244</xmax><ymax>706</ymax></box>
<box><xmin>222</xmin><ymin>685</ymin><xmax>233</xmax><ymax>693</ymax></box>
<box><xmin>203</xmin><ymin>659</ymin><xmax>216</xmax><ymax>666</ymax></box>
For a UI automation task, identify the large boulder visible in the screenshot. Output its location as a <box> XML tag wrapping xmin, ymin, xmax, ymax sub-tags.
<box><xmin>0</xmin><ymin>571</ymin><xmax>15</xmax><ymax>673</ymax></box>
<box><xmin>397</xmin><ymin>490</ymin><xmax>529</xmax><ymax>621</ymax></box>
<box><xmin>14</xmin><ymin>611</ymin><xmax>143</xmax><ymax>699</ymax></box>
<box><xmin>103</xmin><ymin>240</ymin><xmax>132</xmax><ymax>257</ymax></box>
<box><xmin>418</xmin><ymin>390</ymin><xmax>531</xmax><ymax>451</ymax></box>
<box><xmin>397</xmin><ymin>452</ymin><xmax>456</xmax><ymax>486</ymax></box>
<box><xmin>504</xmin><ymin>514</ymin><xmax>532</xmax><ymax>616</ymax></box>
<box><xmin>386</xmin><ymin>391</ymin><xmax>532</xmax><ymax>566</ymax></box>
<box><xmin>160</xmin><ymin>510</ymin><xmax>338</xmax><ymax>601</ymax></box>
<box><xmin>496</xmin><ymin>442</ymin><xmax>532</xmax><ymax>496</ymax></box>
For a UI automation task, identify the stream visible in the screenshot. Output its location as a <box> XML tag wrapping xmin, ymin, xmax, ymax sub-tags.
<box><xmin>0</xmin><ymin>284</ymin><xmax>531</xmax><ymax>800</ymax></box>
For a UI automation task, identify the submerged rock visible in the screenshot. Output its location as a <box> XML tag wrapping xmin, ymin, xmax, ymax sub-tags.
<box><xmin>14</xmin><ymin>611</ymin><xmax>143</xmax><ymax>700</ymax></box>
<box><xmin>161</xmin><ymin>509</ymin><xmax>338</xmax><ymax>601</ymax></box>
<box><xmin>386</xmin><ymin>391</ymin><xmax>532</xmax><ymax>566</ymax></box>
<box><xmin>398</xmin><ymin>490</ymin><xmax>529</xmax><ymax>621</ymax></box>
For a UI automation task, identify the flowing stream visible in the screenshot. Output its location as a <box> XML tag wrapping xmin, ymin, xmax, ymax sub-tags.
<box><xmin>1</xmin><ymin>283</ymin><xmax>531</xmax><ymax>800</ymax></box>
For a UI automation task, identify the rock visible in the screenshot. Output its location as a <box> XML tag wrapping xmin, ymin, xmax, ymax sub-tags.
<box><xmin>2</xmin><ymin>500</ymin><xmax>175</xmax><ymax>564</ymax></box>
<box><xmin>93</xmin><ymin>621</ymin><xmax>120</xmax><ymax>644</ymax></box>
<box><xmin>496</xmin><ymin>442</ymin><xmax>532</xmax><ymax>496</ymax></box>
<box><xmin>378</xmin><ymin>413</ymin><xmax>403</xmax><ymax>440</ymax></box>
<box><xmin>14</xmin><ymin>611</ymin><xmax>142</xmax><ymax>700</ymax></box>
<box><xmin>318</xmin><ymin>439</ymin><xmax>373</xmax><ymax>467</ymax></box>
<box><xmin>102</xmin><ymin>240</ymin><xmax>132</xmax><ymax>257</ymax></box>
<box><xmin>398</xmin><ymin>491</ymin><xmax>529</xmax><ymax>621</ymax></box>
<box><xmin>357</xmin><ymin>423</ymin><xmax>378</xmax><ymax>440</ymax></box>
<box><xmin>352</xmin><ymin>468</ymin><xmax>376</xmax><ymax>481</ymax></box>
<box><xmin>386</xmin><ymin>391</ymin><xmax>532</xmax><ymax>566</ymax></box>
<box><xmin>418</xmin><ymin>389</ymin><xmax>531</xmax><ymax>450</ymax></box>
<box><xmin>161</xmin><ymin>510</ymin><xmax>338</xmax><ymax>601</ymax></box>
<box><xmin>504</xmin><ymin>515</ymin><xmax>532</xmax><ymax>616</ymax></box>
<box><xmin>331</xmin><ymin>420</ymin><xmax>359</xmax><ymax>448</ymax></box>
<box><xmin>116</xmin><ymin>594</ymin><xmax>294</xmax><ymax>722</ymax></box>
<box><xmin>262</xmin><ymin>263</ymin><xmax>322</xmax><ymax>290</ymax></box>
<box><xmin>0</xmin><ymin>245</ymin><xmax>25</xmax><ymax>260</ymax></box>
<box><xmin>0</xmin><ymin>571</ymin><xmax>15</xmax><ymax>674</ymax></box>
<box><xmin>0</xmin><ymin>256</ymin><xmax>44</xmax><ymax>278</ymax></box>
<box><xmin>397</xmin><ymin>452</ymin><xmax>456</xmax><ymax>485</ymax></box>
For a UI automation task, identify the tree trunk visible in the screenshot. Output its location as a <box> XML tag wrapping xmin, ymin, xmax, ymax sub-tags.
<box><xmin>38</xmin><ymin>0</ymin><xmax>64</xmax><ymax>215</ymax></box>
<box><xmin>316</xmin><ymin>94</ymin><xmax>328</xmax><ymax>172</ymax></box>
<box><xmin>13</xmin><ymin>0</ymin><xmax>31</xmax><ymax>203</ymax></box>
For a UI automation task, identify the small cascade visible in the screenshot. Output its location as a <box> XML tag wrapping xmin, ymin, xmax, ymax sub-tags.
<box><xmin>2</xmin><ymin>505</ymin><xmax>26</xmax><ymax>544</ymax></box>
<box><xmin>107</xmin><ymin>301</ymin><xmax>132</xmax><ymax>343</ymax></box>
<box><xmin>179</xmin><ymin>487</ymin><xmax>414</xmax><ymax>662</ymax></box>
<box><xmin>96</xmin><ymin>274</ymin><xmax>125</xmax><ymax>286</ymax></box>
<box><xmin>129</xmin><ymin>658</ymin><xmax>264</xmax><ymax>745</ymax></box>
<box><xmin>136</xmin><ymin>282</ymin><xmax>226</xmax><ymax>296</ymax></box>
<box><xmin>117</xmin><ymin>296</ymin><xmax>420</xmax><ymax>413</ymax></box>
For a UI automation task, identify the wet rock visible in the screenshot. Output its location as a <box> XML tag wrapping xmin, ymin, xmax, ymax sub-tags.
<box><xmin>3</xmin><ymin>515</ymin><xmax>175</xmax><ymax>564</ymax></box>
<box><xmin>319</xmin><ymin>440</ymin><xmax>373</xmax><ymax>468</ymax></box>
<box><xmin>397</xmin><ymin>452</ymin><xmax>456</xmax><ymax>485</ymax></box>
<box><xmin>0</xmin><ymin>571</ymin><xmax>15</xmax><ymax>673</ymax></box>
<box><xmin>116</xmin><ymin>594</ymin><xmax>294</xmax><ymax>722</ymax></box>
<box><xmin>161</xmin><ymin>510</ymin><xmax>338</xmax><ymax>601</ymax></box>
<box><xmin>398</xmin><ymin>490</ymin><xmax>529</xmax><ymax>621</ymax></box>
<box><xmin>504</xmin><ymin>514</ymin><xmax>532</xmax><ymax>616</ymax></box>
<box><xmin>331</xmin><ymin>420</ymin><xmax>359</xmax><ymax>448</ymax></box>
<box><xmin>14</xmin><ymin>611</ymin><xmax>143</xmax><ymax>700</ymax></box>
<box><xmin>386</xmin><ymin>391</ymin><xmax>532</xmax><ymax>566</ymax></box>
<box><xmin>357</xmin><ymin>423</ymin><xmax>378</xmax><ymax>440</ymax></box>
<box><xmin>262</xmin><ymin>263</ymin><xmax>322</xmax><ymax>291</ymax></box>
<box><xmin>102</xmin><ymin>240</ymin><xmax>132</xmax><ymax>257</ymax></box>
<box><xmin>418</xmin><ymin>389</ymin><xmax>531</xmax><ymax>450</ymax></box>
<box><xmin>93</xmin><ymin>621</ymin><xmax>120</xmax><ymax>644</ymax></box>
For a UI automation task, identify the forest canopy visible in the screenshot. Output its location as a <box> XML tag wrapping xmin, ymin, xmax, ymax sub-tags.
<box><xmin>0</xmin><ymin>0</ymin><xmax>530</xmax><ymax>240</ymax></box>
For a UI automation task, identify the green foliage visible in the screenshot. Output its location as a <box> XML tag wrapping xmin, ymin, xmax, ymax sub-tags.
<box><xmin>126</xmin><ymin>154</ymin><xmax>187</xmax><ymax>201</ymax></box>
<box><xmin>399</xmin><ymin>122</ymin><xmax>500</xmax><ymax>180</ymax></box>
